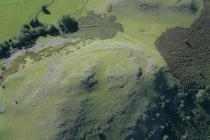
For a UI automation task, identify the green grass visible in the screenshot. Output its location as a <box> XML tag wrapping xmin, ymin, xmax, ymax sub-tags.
<box><xmin>0</xmin><ymin>0</ymin><xmax>204</xmax><ymax>139</ymax></box>
<box><xmin>0</xmin><ymin>39</ymin><xmax>149</xmax><ymax>139</ymax></box>
<box><xmin>38</xmin><ymin>0</ymin><xmax>86</xmax><ymax>24</ymax></box>
<box><xmin>38</xmin><ymin>0</ymin><xmax>113</xmax><ymax>25</ymax></box>
<box><xmin>112</xmin><ymin>0</ymin><xmax>203</xmax><ymax>66</ymax></box>
<box><xmin>0</xmin><ymin>0</ymin><xmax>52</xmax><ymax>41</ymax></box>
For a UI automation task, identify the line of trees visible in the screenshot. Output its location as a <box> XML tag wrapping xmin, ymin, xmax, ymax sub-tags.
<box><xmin>0</xmin><ymin>15</ymin><xmax>79</xmax><ymax>59</ymax></box>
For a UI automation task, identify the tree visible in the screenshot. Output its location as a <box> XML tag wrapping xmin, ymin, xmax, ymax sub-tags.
<box><xmin>34</xmin><ymin>26</ymin><xmax>47</xmax><ymax>37</ymax></box>
<box><xmin>30</xmin><ymin>17</ymin><xmax>43</xmax><ymax>28</ymax></box>
<box><xmin>196</xmin><ymin>90</ymin><xmax>207</xmax><ymax>104</ymax></box>
<box><xmin>20</xmin><ymin>24</ymin><xmax>31</xmax><ymax>33</ymax></box>
<box><xmin>46</xmin><ymin>24</ymin><xmax>59</xmax><ymax>36</ymax></box>
<box><xmin>16</xmin><ymin>25</ymin><xmax>36</xmax><ymax>48</ymax></box>
<box><xmin>41</xmin><ymin>6</ymin><xmax>51</xmax><ymax>15</ymax></box>
<box><xmin>58</xmin><ymin>15</ymin><xmax>79</xmax><ymax>33</ymax></box>
<box><xmin>0</xmin><ymin>43</ymin><xmax>10</xmax><ymax>58</ymax></box>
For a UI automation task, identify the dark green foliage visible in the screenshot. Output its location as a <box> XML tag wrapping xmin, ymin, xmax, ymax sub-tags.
<box><xmin>34</xmin><ymin>26</ymin><xmax>47</xmax><ymax>37</ymax></box>
<box><xmin>0</xmin><ymin>15</ymin><xmax>79</xmax><ymax>59</ymax></box>
<box><xmin>58</xmin><ymin>15</ymin><xmax>79</xmax><ymax>33</ymax></box>
<box><xmin>41</xmin><ymin>6</ymin><xmax>51</xmax><ymax>15</ymax></box>
<box><xmin>190</xmin><ymin>0</ymin><xmax>199</xmax><ymax>12</ymax></box>
<box><xmin>20</xmin><ymin>24</ymin><xmax>31</xmax><ymax>33</ymax></box>
<box><xmin>119</xmin><ymin>68</ymin><xmax>210</xmax><ymax>140</ymax></box>
<box><xmin>80</xmin><ymin>73</ymin><xmax>98</xmax><ymax>91</ymax></box>
<box><xmin>196</xmin><ymin>89</ymin><xmax>208</xmax><ymax>103</ymax></box>
<box><xmin>0</xmin><ymin>43</ymin><xmax>10</xmax><ymax>58</ymax></box>
<box><xmin>16</xmin><ymin>25</ymin><xmax>37</xmax><ymax>48</ymax></box>
<box><xmin>46</xmin><ymin>24</ymin><xmax>59</xmax><ymax>36</ymax></box>
<box><xmin>30</xmin><ymin>17</ymin><xmax>43</xmax><ymax>28</ymax></box>
<box><xmin>154</xmin><ymin>2</ymin><xmax>210</xmax><ymax>138</ymax></box>
<box><xmin>145</xmin><ymin>69</ymin><xmax>210</xmax><ymax>140</ymax></box>
<box><xmin>0</xmin><ymin>23</ymin><xmax>44</xmax><ymax>54</ymax></box>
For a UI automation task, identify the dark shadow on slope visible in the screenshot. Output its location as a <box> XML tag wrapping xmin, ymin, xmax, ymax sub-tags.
<box><xmin>125</xmin><ymin>68</ymin><xmax>179</xmax><ymax>140</ymax></box>
<box><xmin>80</xmin><ymin>72</ymin><xmax>98</xmax><ymax>92</ymax></box>
<box><xmin>129</xmin><ymin>68</ymin><xmax>210</xmax><ymax>140</ymax></box>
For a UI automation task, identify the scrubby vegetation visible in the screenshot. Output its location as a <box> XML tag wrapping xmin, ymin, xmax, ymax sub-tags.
<box><xmin>156</xmin><ymin>0</ymin><xmax>210</xmax><ymax>88</ymax></box>
<box><xmin>77</xmin><ymin>11</ymin><xmax>124</xmax><ymax>39</ymax></box>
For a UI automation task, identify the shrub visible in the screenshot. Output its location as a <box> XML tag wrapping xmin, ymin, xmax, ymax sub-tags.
<box><xmin>46</xmin><ymin>25</ymin><xmax>59</xmax><ymax>36</ymax></box>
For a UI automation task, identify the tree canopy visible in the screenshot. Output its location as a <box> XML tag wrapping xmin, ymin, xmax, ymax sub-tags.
<box><xmin>0</xmin><ymin>14</ymin><xmax>79</xmax><ymax>59</ymax></box>
<box><xmin>58</xmin><ymin>15</ymin><xmax>79</xmax><ymax>33</ymax></box>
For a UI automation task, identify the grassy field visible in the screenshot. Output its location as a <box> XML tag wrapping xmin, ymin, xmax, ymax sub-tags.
<box><xmin>38</xmin><ymin>0</ymin><xmax>113</xmax><ymax>24</ymax></box>
<box><xmin>0</xmin><ymin>39</ymin><xmax>151</xmax><ymax>139</ymax></box>
<box><xmin>0</xmin><ymin>0</ymin><xmax>204</xmax><ymax>139</ymax></box>
<box><xmin>38</xmin><ymin>0</ymin><xmax>85</xmax><ymax>24</ymax></box>
<box><xmin>0</xmin><ymin>0</ymin><xmax>53</xmax><ymax>41</ymax></box>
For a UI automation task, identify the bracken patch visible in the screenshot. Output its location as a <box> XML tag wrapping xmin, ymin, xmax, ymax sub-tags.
<box><xmin>156</xmin><ymin>0</ymin><xmax>210</xmax><ymax>88</ymax></box>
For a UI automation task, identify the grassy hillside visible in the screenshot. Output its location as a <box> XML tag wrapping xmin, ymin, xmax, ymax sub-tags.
<box><xmin>0</xmin><ymin>0</ymin><xmax>207</xmax><ymax>140</ymax></box>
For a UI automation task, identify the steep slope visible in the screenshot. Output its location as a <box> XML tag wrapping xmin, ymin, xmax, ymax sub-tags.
<box><xmin>0</xmin><ymin>0</ymin><xmax>206</xmax><ymax>140</ymax></box>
